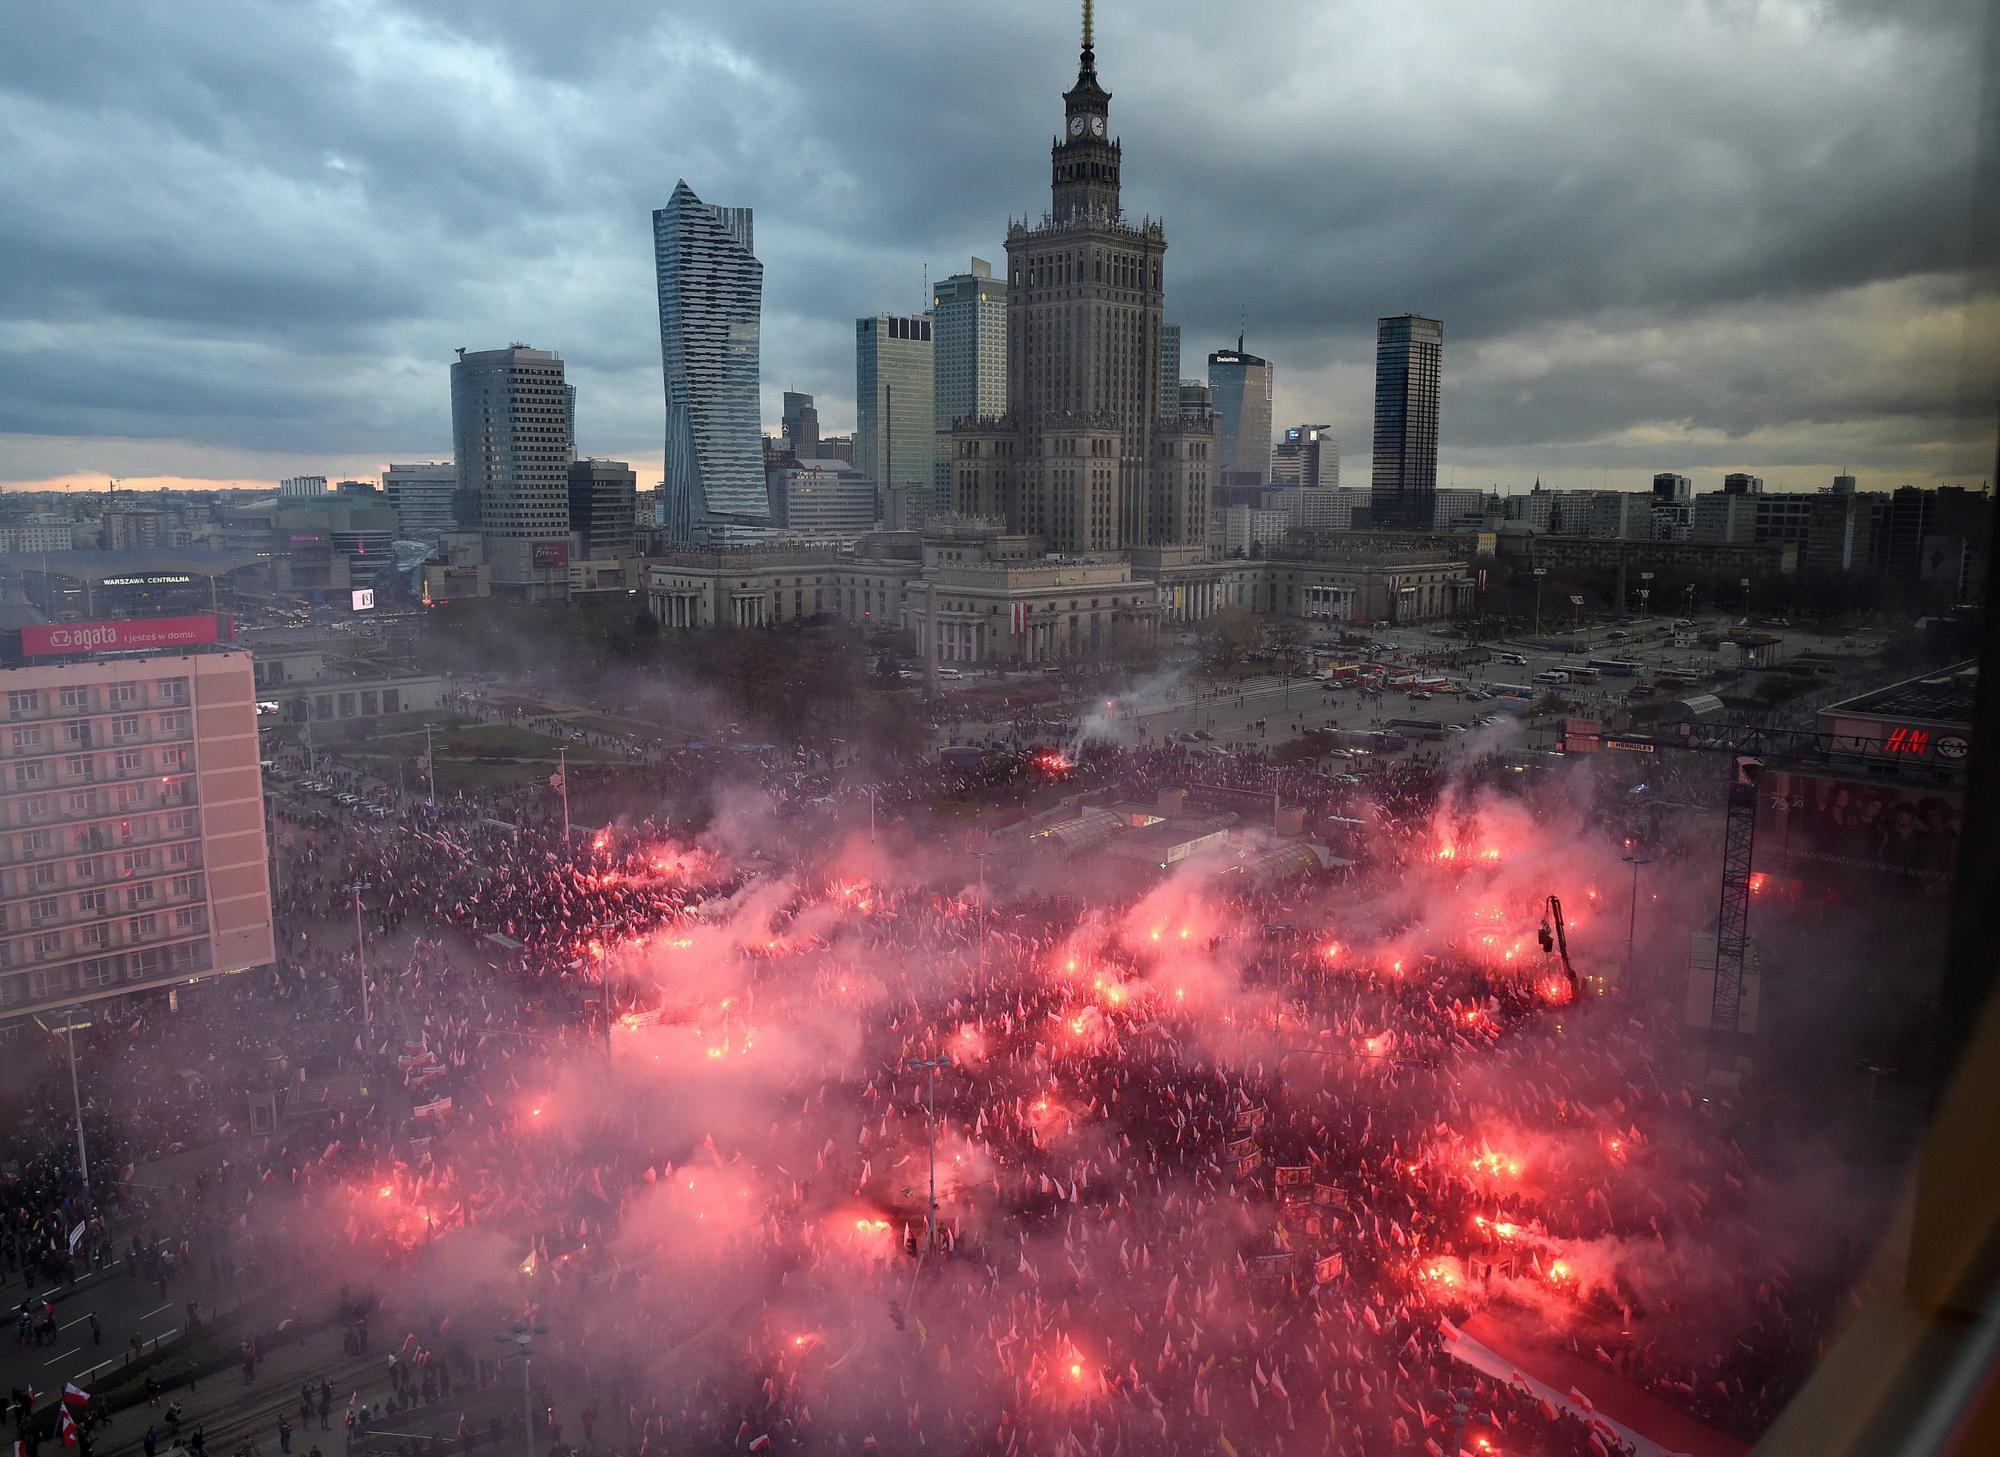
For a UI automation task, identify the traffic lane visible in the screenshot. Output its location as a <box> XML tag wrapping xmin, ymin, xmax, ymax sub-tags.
<box><xmin>0</xmin><ymin>1263</ymin><xmax>203</xmax><ymax>1396</ymax></box>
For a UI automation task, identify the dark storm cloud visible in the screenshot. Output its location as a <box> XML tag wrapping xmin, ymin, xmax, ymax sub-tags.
<box><xmin>0</xmin><ymin>0</ymin><xmax>1990</xmax><ymax>490</ymax></box>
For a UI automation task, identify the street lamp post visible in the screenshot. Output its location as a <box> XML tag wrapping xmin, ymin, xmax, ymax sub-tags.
<box><xmin>342</xmin><ymin>880</ymin><xmax>370</xmax><ymax>1027</ymax></box>
<box><xmin>1622</xmin><ymin>851</ymin><xmax>1652</xmax><ymax>981</ymax></box>
<box><xmin>1532</xmin><ymin>567</ymin><xmax>1547</xmax><ymax>638</ymax></box>
<box><xmin>906</xmin><ymin>1057</ymin><xmax>952</xmax><ymax>1258</ymax></box>
<box><xmin>40</xmin><ymin>1006</ymin><xmax>94</xmax><ymax>1222</ymax></box>
<box><xmin>970</xmin><ymin>849</ymin><xmax>990</xmax><ymax>980</ymax></box>
<box><xmin>587</xmin><ymin>916</ymin><xmax>617</xmax><ymax>1061</ymax></box>
<box><xmin>1639</xmin><ymin>571</ymin><xmax>1654</xmax><ymax>619</ymax></box>
<box><xmin>493</xmin><ymin>1324</ymin><xmax>548</xmax><ymax>1457</ymax></box>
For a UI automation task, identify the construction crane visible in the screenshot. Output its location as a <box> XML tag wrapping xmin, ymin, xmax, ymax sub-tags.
<box><xmin>1538</xmin><ymin>894</ymin><xmax>1578</xmax><ymax>998</ymax></box>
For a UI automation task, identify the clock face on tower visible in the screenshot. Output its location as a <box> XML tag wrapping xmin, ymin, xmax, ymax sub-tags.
<box><xmin>1069</xmin><ymin>116</ymin><xmax>1086</xmax><ymax>136</ymax></box>
<box><xmin>1089</xmin><ymin>115</ymin><xmax>1105</xmax><ymax>137</ymax></box>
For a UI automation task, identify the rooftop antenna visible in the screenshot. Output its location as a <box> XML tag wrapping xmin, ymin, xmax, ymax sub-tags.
<box><xmin>1083</xmin><ymin>0</ymin><xmax>1093</xmax><ymax>51</ymax></box>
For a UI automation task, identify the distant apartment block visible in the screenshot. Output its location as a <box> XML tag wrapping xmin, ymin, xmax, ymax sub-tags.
<box><xmin>0</xmin><ymin>643</ymin><xmax>274</xmax><ymax>1026</ymax></box>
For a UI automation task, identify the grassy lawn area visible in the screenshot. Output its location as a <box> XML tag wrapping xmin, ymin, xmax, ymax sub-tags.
<box><xmin>327</xmin><ymin>719</ymin><xmax>622</xmax><ymax>792</ymax></box>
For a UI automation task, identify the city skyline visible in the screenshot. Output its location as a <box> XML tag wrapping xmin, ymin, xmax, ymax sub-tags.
<box><xmin>0</xmin><ymin>1</ymin><xmax>1991</xmax><ymax>497</ymax></box>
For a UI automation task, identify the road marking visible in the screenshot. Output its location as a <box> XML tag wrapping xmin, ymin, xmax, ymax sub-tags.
<box><xmin>43</xmin><ymin>1346</ymin><xmax>82</xmax><ymax>1367</ymax></box>
<box><xmin>60</xmin><ymin>1313</ymin><xmax>95</xmax><ymax>1330</ymax></box>
<box><xmin>140</xmin><ymin>1302</ymin><xmax>175</xmax><ymax>1319</ymax></box>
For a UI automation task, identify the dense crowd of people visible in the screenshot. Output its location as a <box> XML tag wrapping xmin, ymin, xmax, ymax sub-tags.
<box><xmin>2</xmin><ymin>686</ymin><xmax>1889</xmax><ymax>1457</ymax></box>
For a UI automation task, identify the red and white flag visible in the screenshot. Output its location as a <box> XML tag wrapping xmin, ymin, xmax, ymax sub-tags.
<box><xmin>62</xmin><ymin>1383</ymin><xmax>90</xmax><ymax>1410</ymax></box>
<box><xmin>59</xmin><ymin>1408</ymin><xmax>79</xmax><ymax>1449</ymax></box>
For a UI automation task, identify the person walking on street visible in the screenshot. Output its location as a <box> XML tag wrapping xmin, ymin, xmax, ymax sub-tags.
<box><xmin>278</xmin><ymin>1416</ymin><xmax>292</xmax><ymax>1454</ymax></box>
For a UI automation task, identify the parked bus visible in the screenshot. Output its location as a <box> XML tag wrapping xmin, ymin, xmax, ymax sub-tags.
<box><xmin>1586</xmin><ymin>658</ymin><xmax>1637</xmax><ymax>677</ymax></box>
<box><xmin>1559</xmin><ymin>666</ymin><xmax>1600</xmax><ymax>685</ymax></box>
<box><xmin>1383</xmin><ymin>717</ymin><xmax>1449</xmax><ymax>740</ymax></box>
<box><xmin>1491</xmin><ymin>684</ymin><xmax>1536</xmax><ymax>708</ymax></box>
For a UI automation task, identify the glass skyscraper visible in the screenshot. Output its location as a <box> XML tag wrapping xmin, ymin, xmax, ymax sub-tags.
<box><xmin>1208</xmin><ymin>338</ymin><xmax>1273</xmax><ymax>488</ymax></box>
<box><xmin>1369</xmin><ymin>313</ymin><xmax>1442</xmax><ymax>529</ymax></box>
<box><xmin>1159</xmin><ymin>322</ymin><xmax>1182</xmax><ymax>424</ymax></box>
<box><xmin>654</xmin><ymin>180</ymin><xmax>767</xmax><ymax>543</ymax></box>
<box><xmin>931</xmin><ymin>259</ymin><xmax>1007</xmax><ymax>516</ymax></box>
<box><xmin>855</xmin><ymin>312</ymin><xmax>935</xmax><ymax>516</ymax></box>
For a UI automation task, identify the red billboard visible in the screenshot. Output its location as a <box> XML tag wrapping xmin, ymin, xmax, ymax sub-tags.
<box><xmin>532</xmin><ymin>541</ymin><xmax>570</xmax><ymax>570</ymax></box>
<box><xmin>22</xmin><ymin>615</ymin><xmax>224</xmax><ymax>658</ymax></box>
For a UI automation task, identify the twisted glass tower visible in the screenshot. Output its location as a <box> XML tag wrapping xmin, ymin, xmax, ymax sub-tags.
<box><xmin>654</xmin><ymin>180</ymin><xmax>767</xmax><ymax>543</ymax></box>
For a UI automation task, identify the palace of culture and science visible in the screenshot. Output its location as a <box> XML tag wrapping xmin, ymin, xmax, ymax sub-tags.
<box><xmin>648</xmin><ymin>6</ymin><xmax>1474</xmax><ymax>659</ymax></box>
<box><xmin>948</xmin><ymin>7</ymin><xmax>1216</xmax><ymax>561</ymax></box>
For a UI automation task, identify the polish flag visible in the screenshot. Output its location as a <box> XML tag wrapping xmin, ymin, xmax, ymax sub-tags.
<box><xmin>63</xmin><ymin>1384</ymin><xmax>91</xmax><ymax>1410</ymax></box>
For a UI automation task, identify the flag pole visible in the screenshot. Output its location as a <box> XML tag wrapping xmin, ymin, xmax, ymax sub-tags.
<box><xmin>424</xmin><ymin>724</ymin><xmax>436</xmax><ymax>805</ymax></box>
<box><xmin>558</xmin><ymin>746</ymin><xmax>570</xmax><ymax>840</ymax></box>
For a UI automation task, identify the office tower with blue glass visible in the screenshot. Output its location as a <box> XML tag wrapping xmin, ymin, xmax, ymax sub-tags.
<box><xmin>1369</xmin><ymin>313</ymin><xmax>1442</xmax><ymax>530</ymax></box>
<box><xmin>931</xmin><ymin>259</ymin><xmax>1008</xmax><ymax>516</ymax></box>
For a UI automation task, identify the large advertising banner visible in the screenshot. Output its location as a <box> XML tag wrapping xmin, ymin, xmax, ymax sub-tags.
<box><xmin>22</xmin><ymin>615</ymin><xmax>224</xmax><ymax>657</ymax></box>
<box><xmin>531</xmin><ymin>541</ymin><xmax>570</xmax><ymax>570</ymax></box>
<box><xmin>1753</xmin><ymin>769</ymin><xmax>1962</xmax><ymax>895</ymax></box>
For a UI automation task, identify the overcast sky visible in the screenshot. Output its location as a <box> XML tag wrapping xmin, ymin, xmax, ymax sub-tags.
<box><xmin>0</xmin><ymin>0</ymin><xmax>1993</xmax><ymax>497</ymax></box>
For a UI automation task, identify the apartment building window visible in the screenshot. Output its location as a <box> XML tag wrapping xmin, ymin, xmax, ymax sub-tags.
<box><xmin>77</xmin><ymin>889</ymin><xmax>106</xmax><ymax>916</ymax></box>
<box><xmin>159</xmin><ymin>678</ymin><xmax>188</xmax><ymax>704</ymax></box>
<box><xmin>171</xmin><ymin>874</ymin><xmax>200</xmax><ymax>898</ymax></box>
<box><xmin>22</xmin><ymin>794</ymin><xmax>48</xmax><ymax>819</ymax></box>
<box><xmin>173</xmin><ymin>906</ymin><xmax>202</xmax><ymax>931</ymax></box>
<box><xmin>78</xmin><ymin>959</ymin><xmax>116</xmax><ymax>989</ymax></box>
<box><xmin>169</xmin><ymin>943</ymin><xmax>200</xmax><ymax>972</ymax></box>
<box><xmin>107</xmin><ymin>682</ymin><xmax>138</xmax><ymax>706</ymax></box>
<box><xmin>36</xmin><ymin>932</ymin><xmax>63</xmax><ymax>956</ymax></box>
<box><xmin>127</xmin><ymin>882</ymin><xmax>158</xmax><ymax>909</ymax></box>
<box><xmin>74</xmin><ymin>856</ymin><xmax>100</xmax><ymax>881</ymax></box>
<box><xmin>64</xmin><ymin>754</ymin><xmax>92</xmax><ymax>780</ymax></box>
<box><xmin>80</xmin><ymin>923</ymin><xmax>108</xmax><ymax>949</ymax></box>
<box><xmin>66</xmin><ymin>791</ymin><xmax>92</xmax><ymax>815</ymax></box>
<box><xmin>58</xmin><ymin>687</ymin><xmax>86</xmax><ymax>710</ymax></box>
<box><xmin>114</xmin><ymin>749</ymin><xmax>142</xmax><ymax>772</ymax></box>
<box><xmin>165</xmin><ymin>811</ymin><xmax>195</xmax><ymax>835</ymax></box>
<box><xmin>10</xmin><ymin>725</ymin><xmax>43</xmax><ymax>750</ymax></box>
<box><xmin>30</xmin><ymin>863</ymin><xmax>56</xmax><ymax>889</ymax></box>
<box><xmin>0</xmin><ymin>976</ymin><xmax>20</xmax><ymax>1007</ymax></box>
<box><xmin>121</xmin><ymin>850</ymin><xmax>154</xmax><ymax>875</ymax></box>
<box><xmin>127</xmin><ymin>913</ymin><xmax>158</xmax><ymax>939</ymax></box>
<box><xmin>159</xmin><ymin>747</ymin><xmax>190</xmax><ymax>772</ymax></box>
<box><xmin>115</xmin><ymin>784</ymin><xmax>144</xmax><ymax>810</ymax></box>
<box><xmin>22</xmin><ymin>830</ymin><xmax>52</xmax><ymax>855</ymax></box>
<box><xmin>62</xmin><ymin>721</ymin><xmax>91</xmax><ymax>746</ymax></box>
<box><xmin>157</xmin><ymin>711</ymin><xmax>188</xmax><ymax>735</ymax></box>
<box><xmin>29</xmin><ymin>896</ymin><xmax>59</xmax><ymax>923</ymax></box>
<box><xmin>382</xmin><ymin>689</ymin><xmax>400</xmax><ymax>713</ymax></box>
<box><xmin>28</xmin><ymin>967</ymin><xmax>68</xmax><ymax>1000</ymax></box>
<box><xmin>111</xmin><ymin>715</ymin><xmax>140</xmax><ymax>740</ymax></box>
<box><xmin>130</xmin><ymin>948</ymin><xmax>162</xmax><ymax>979</ymax></box>
<box><xmin>7</xmin><ymin>690</ymin><xmax>40</xmax><ymax>715</ymax></box>
<box><xmin>169</xmin><ymin>843</ymin><xmax>195</xmax><ymax>866</ymax></box>
<box><xmin>13</xmin><ymin>761</ymin><xmax>46</xmax><ymax>788</ymax></box>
